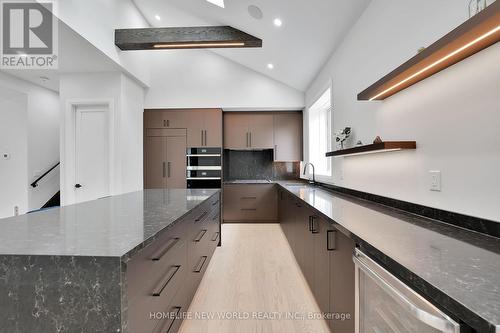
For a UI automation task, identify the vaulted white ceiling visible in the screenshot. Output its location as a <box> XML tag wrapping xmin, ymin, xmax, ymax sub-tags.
<box><xmin>133</xmin><ymin>0</ymin><xmax>371</xmax><ymax>91</ymax></box>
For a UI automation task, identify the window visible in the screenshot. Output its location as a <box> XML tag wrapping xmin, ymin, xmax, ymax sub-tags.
<box><xmin>308</xmin><ymin>87</ymin><xmax>332</xmax><ymax>177</ymax></box>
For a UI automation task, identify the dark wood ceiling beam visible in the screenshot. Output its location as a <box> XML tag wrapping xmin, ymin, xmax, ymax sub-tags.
<box><xmin>115</xmin><ymin>26</ymin><xmax>262</xmax><ymax>50</ymax></box>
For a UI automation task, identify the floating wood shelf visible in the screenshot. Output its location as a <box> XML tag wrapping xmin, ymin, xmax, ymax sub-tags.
<box><xmin>115</xmin><ymin>26</ymin><xmax>262</xmax><ymax>50</ymax></box>
<box><xmin>358</xmin><ymin>2</ymin><xmax>500</xmax><ymax>101</ymax></box>
<box><xmin>326</xmin><ymin>141</ymin><xmax>416</xmax><ymax>157</ymax></box>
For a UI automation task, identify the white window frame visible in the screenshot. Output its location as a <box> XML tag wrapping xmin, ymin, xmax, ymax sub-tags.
<box><xmin>305</xmin><ymin>81</ymin><xmax>333</xmax><ymax>182</ymax></box>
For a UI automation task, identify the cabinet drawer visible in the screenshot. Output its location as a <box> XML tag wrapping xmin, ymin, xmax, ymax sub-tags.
<box><xmin>127</xmin><ymin>237</ymin><xmax>187</xmax><ymax>332</ymax></box>
<box><xmin>151</xmin><ymin>277</ymin><xmax>191</xmax><ymax>333</ymax></box>
<box><xmin>223</xmin><ymin>184</ymin><xmax>277</xmax><ymax>221</ymax></box>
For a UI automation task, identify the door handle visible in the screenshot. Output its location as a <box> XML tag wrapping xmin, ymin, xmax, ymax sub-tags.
<box><xmin>274</xmin><ymin>145</ymin><xmax>277</xmax><ymax>160</ymax></box>
<box><xmin>163</xmin><ymin>120</ymin><xmax>167</xmax><ymax>127</ymax></box>
<box><xmin>246</xmin><ymin>132</ymin><xmax>249</xmax><ymax>147</ymax></box>
<box><xmin>327</xmin><ymin>230</ymin><xmax>337</xmax><ymax>251</ymax></box>
<box><xmin>151</xmin><ymin>238</ymin><xmax>180</xmax><ymax>261</ymax></box>
<box><xmin>163</xmin><ymin>162</ymin><xmax>166</xmax><ymax>178</ymax></box>
<box><xmin>201</xmin><ymin>130</ymin><xmax>204</xmax><ymax>146</ymax></box>
<box><xmin>167</xmin><ymin>119</ymin><xmax>170</xmax><ymax>127</ymax></box>
<box><xmin>211</xmin><ymin>232</ymin><xmax>220</xmax><ymax>242</ymax></box>
<box><xmin>152</xmin><ymin>306</ymin><xmax>181</xmax><ymax>333</ymax></box>
<box><xmin>204</xmin><ymin>130</ymin><xmax>207</xmax><ymax>146</ymax></box>
<box><xmin>167</xmin><ymin>162</ymin><xmax>171</xmax><ymax>178</ymax></box>
<box><xmin>249</xmin><ymin>132</ymin><xmax>252</xmax><ymax>147</ymax></box>
<box><xmin>152</xmin><ymin>265</ymin><xmax>181</xmax><ymax>296</ymax></box>
<box><xmin>311</xmin><ymin>216</ymin><xmax>319</xmax><ymax>234</ymax></box>
<box><xmin>193</xmin><ymin>229</ymin><xmax>207</xmax><ymax>242</ymax></box>
<box><xmin>75</xmin><ymin>184</ymin><xmax>82</xmax><ymax>189</ymax></box>
<box><xmin>308</xmin><ymin>216</ymin><xmax>313</xmax><ymax>232</ymax></box>
<box><xmin>195</xmin><ymin>211</ymin><xmax>208</xmax><ymax>222</ymax></box>
<box><xmin>193</xmin><ymin>256</ymin><xmax>208</xmax><ymax>273</ymax></box>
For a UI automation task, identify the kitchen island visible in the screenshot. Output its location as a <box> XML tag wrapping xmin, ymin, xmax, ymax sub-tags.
<box><xmin>0</xmin><ymin>189</ymin><xmax>221</xmax><ymax>333</ymax></box>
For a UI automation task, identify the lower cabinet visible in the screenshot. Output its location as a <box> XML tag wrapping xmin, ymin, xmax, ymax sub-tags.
<box><xmin>127</xmin><ymin>194</ymin><xmax>220</xmax><ymax>333</ymax></box>
<box><xmin>223</xmin><ymin>184</ymin><xmax>278</xmax><ymax>222</ymax></box>
<box><xmin>278</xmin><ymin>189</ymin><xmax>356</xmax><ymax>333</ymax></box>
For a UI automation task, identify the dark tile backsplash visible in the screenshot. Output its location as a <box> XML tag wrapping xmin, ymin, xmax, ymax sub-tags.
<box><xmin>224</xmin><ymin>150</ymin><xmax>300</xmax><ymax>181</ymax></box>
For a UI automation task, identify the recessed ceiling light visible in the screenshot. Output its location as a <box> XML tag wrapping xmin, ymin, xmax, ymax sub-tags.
<box><xmin>248</xmin><ymin>5</ymin><xmax>263</xmax><ymax>20</ymax></box>
<box><xmin>154</xmin><ymin>14</ymin><xmax>161</xmax><ymax>21</ymax></box>
<box><xmin>267</xmin><ymin>63</ymin><xmax>274</xmax><ymax>70</ymax></box>
<box><xmin>206</xmin><ymin>0</ymin><xmax>225</xmax><ymax>8</ymax></box>
<box><xmin>273</xmin><ymin>18</ymin><xmax>282</xmax><ymax>27</ymax></box>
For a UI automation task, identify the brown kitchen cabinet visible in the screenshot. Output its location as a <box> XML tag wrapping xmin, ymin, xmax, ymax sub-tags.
<box><xmin>223</xmin><ymin>113</ymin><xmax>274</xmax><ymax>150</ymax></box>
<box><xmin>144</xmin><ymin>129</ymin><xmax>187</xmax><ymax>189</ymax></box>
<box><xmin>223</xmin><ymin>184</ymin><xmax>278</xmax><ymax>222</ymax></box>
<box><xmin>186</xmin><ymin>109</ymin><xmax>222</xmax><ymax>148</ymax></box>
<box><xmin>273</xmin><ymin>112</ymin><xmax>303</xmax><ymax>161</ymax></box>
<box><xmin>144</xmin><ymin>110</ymin><xmax>187</xmax><ymax>129</ymax></box>
<box><xmin>278</xmin><ymin>188</ymin><xmax>356</xmax><ymax>333</ymax></box>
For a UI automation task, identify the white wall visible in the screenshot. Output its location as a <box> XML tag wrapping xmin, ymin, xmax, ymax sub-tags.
<box><xmin>0</xmin><ymin>72</ymin><xmax>60</xmax><ymax>215</ymax></box>
<box><xmin>52</xmin><ymin>0</ymin><xmax>151</xmax><ymax>87</ymax></box>
<box><xmin>59</xmin><ymin>72</ymin><xmax>144</xmax><ymax>206</ymax></box>
<box><xmin>305</xmin><ymin>0</ymin><xmax>500</xmax><ymax>221</ymax></box>
<box><xmin>144</xmin><ymin>50</ymin><xmax>305</xmax><ymax>109</ymax></box>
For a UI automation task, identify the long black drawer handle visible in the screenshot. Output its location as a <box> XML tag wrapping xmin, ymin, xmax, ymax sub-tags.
<box><xmin>311</xmin><ymin>216</ymin><xmax>319</xmax><ymax>234</ymax></box>
<box><xmin>241</xmin><ymin>196</ymin><xmax>257</xmax><ymax>200</ymax></box>
<box><xmin>308</xmin><ymin>216</ymin><xmax>313</xmax><ymax>232</ymax></box>
<box><xmin>193</xmin><ymin>229</ymin><xmax>207</xmax><ymax>242</ymax></box>
<box><xmin>241</xmin><ymin>208</ymin><xmax>257</xmax><ymax>211</ymax></box>
<box><xmin>327</xmin><ymin>230</ymin><xmax>337</xmax><ymax>251</ymax></box>
<box><xmin>212</xmin><ymin>200</ymin><xmax>219</xmax><ymax>206</ymax></box>
<box><xmin>151</xmin><ymin>238</ymin><xmax>180</xmax><ymax>261</ymax></box>
<box><xmin>152</xmin><ymin>265</ymin><xmax>181</xmax><ymax>297</ymax></box>
<box><xmin>212</xmin><ymin>214</ymin><xmax>219</xmax><ymax>221</ymax></box>
<box><xmin>211</xmin><ymin>232</ymin><xmax>220</xmax><ymax>242</ymax></box>
<box><xmin>153</xmin><ymin>306</ymin><xmax>182</xmax><ymax>333</ymax></box>
<box><xmin>193</xmin><ymin>256</ymin><xmax>208</xmax><ymax>273</ymax></box>
<box><xmin>195</xmin><ymin>211</ymin><xmax>208</xmax><ymax>222</ymax></box>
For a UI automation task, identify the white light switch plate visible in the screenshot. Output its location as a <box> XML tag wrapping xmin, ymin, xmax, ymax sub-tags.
<box><xmin>429</xmin><ymin>170</ymin><xmax>441</xmax><ymax>191</ymax></box>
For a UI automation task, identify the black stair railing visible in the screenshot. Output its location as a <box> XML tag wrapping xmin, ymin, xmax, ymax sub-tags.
<box><xmin>30</xmin><ymin>162</ymin><xmax>60</xmax><ymax>188</ymax></box>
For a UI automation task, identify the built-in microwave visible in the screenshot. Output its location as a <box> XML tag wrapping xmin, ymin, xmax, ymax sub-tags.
<box><xmin>186</xmin><ymin>148</ymin><xmax>222</xmax><ymax>189</ymax></box>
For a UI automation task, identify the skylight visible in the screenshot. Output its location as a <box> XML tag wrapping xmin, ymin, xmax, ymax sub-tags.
<box><xmin>206</xmin><ymin>0</ymin><xmax>225</xmax><ymax>8</ymax></box>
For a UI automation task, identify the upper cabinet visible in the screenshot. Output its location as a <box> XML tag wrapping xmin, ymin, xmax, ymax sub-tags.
<box><xmin>145</xmin><ymin>109</ymin><xmax>222</xmax><ymax>148</ymax></box>
<box><xmin>144</xmin><ymin>110</ymin><xmax>187</xmax><ymax>129</ymax></box>
<box><xmin>224</xmin><ymin>113</ymin><xmax>274</xmax><ymax>150</ymax></box>
<box><xmin>273</xmin><ymin>113</ymin><xmax>303</xmax><ymax>162</ymax></box>
<box><xmin>186</xmin><ymin>109</ymin><xmax>222</xmax><ymax>148</ymax></box>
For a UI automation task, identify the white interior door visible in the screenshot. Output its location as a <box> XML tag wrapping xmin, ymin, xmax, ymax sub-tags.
<box><xmin>75</xmin><ymin>105</ymin><xmax>110</xmax><ymax>203</ymax></box>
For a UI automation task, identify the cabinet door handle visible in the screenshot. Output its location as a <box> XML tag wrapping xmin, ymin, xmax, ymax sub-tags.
<box><xmin>193</xmin><ymin>256</ymin><xmax>208</xmax><ymax>273</ymax></box>
<box><xmin>241</xmin><ymin>196</ymin><xmax>257</xmax><ymax>200</ymax></box>
<box><xmin>327</xmin><ymin>230</ymin><xmax>337</xmax><ymax>251</ymax></box>
<box><xmin>204</xmin><ymin>130</ymin><xmax>207</xmax><ymax>146</ymax></box>
<box><xmin>311</xmin><ymin>216</ymin><xmax>319</xmax><ymax>234</ymax></box>
<box><xmin>274</xmin><ymin>145</ymin><xmax>277</xmax><ymax>160</ymax></box>
<box><xmin>193</xmin><ymin>229</ymin><xmax>207</xmax><ymax>242</ymax></box>
<box><xmin>151</xmin><ymin>238</ymin><xmax>180</xmax><ymax>261</ymax></box>
<box><xmin>211</xmin><ymin>232</ymin><xmax>220</xmax><ymax>242</ymax></box>
<box><xmin>153</xmin><ymin>306</ymin><xmax>182</xmax><ymax>333</ymax></box>
<box><xmin>249</xmin><ymin>132</ymin><xmax>252</xmax><ymax>147</ymax></box>
<box><xmin>167</xmin><ymin>162</ymin><xmax>171</xmax><ymax>178</ymax></box>
<box><xmin>308</xmin><ymin>216</ymin><xmax>313</xmax><ymax>232</ymax></box>
<box><xmin>195</xmin><ymin>211</ymin><xmax>208</xmax><ymax>222</ymax></box>
<box><xmin>163</xmin><ymin>120</ymin><xmax>167</xmax><ymax>127</ymax></box>
<box><xmin>246</xmin><ymin>132</ymin><xmax>249</xmax><ymax>147</ymax></box>
<box><xmin>212</xmin><ymin>200</ymin><xmax>219</xmax><ymax>206</ymax></box>
<box><xmin>241</xmin><ymin>208</ymin><xmax>257</xmax><ymax>211</ymax></box>
<box><xmin>152</xmin><ymin>265</ymin><xmax>181</xmax><ymax>296</ymax></box>
<box><xmin>163</xmin><ymin>162</ymin><xmax>166</xmax><ymax>178</ymax></box>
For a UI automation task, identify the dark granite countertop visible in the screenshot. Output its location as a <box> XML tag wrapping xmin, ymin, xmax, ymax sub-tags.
<box><xmin>224</xmin><ymin>179</ymin><xmax>274</xmax><ymax>184</ymax></box>
<box><xmin>0</xmin><ymin>189</ymin><xmax>219</xmax><ymax>258</ymax></box>
<box><xmin>277</xmin><ymin>181</ymin><xmax>500</xmax><ymax>332</ymax></box>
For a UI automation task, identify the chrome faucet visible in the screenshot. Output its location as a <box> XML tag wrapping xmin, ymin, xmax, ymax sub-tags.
<box><xmin>303</xmin><ymin>162</ymin><xmax>315</xmax><ymax>185</ymax></box>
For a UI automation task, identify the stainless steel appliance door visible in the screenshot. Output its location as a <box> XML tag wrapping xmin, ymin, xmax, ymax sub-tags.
<box><xmin>354</xmin><ymin>249</ymin><xmax>460</xmax><ymax>333</ymax></box>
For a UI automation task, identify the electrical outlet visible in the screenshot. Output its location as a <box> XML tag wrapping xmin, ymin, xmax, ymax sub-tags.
<box><xmin>429</xmin><ymin>170</ymin><xmax>441</xmax><ymax>192</ymax></box>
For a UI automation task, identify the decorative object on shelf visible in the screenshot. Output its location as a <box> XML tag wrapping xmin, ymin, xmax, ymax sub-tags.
<box><xmin>326</xmin><ymin>141</ymin><xmax>416</xmax><ymax>157</ymax></box>
<box><xmin>357</xmin><ymin>1</ymin><xmax>500</xmax><ymax>101</ymax></box>
<box><xmin>334</xmin><ymin>127</ymin><xmax>352</xmax><ymax>150</ymax></box>
<box><xmin>373</xmin><ymin>136</ymin><xmax>383</xmax><ymax>144</ymax></box>
<box><xmin>469</xmin><ymin>0</ymin><xmax>489</xmax><ymax>18</ymax></box>
<box><xmin>356</xmin><ymin>140</ymin><xmax>363</xmax><ymax>146</ymax></box>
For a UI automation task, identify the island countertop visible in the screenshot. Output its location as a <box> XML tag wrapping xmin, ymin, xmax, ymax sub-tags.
<box><xmin>0</xmin><ymin>189</ymin><xmax>220</xmax><ymax>258</ymax></box>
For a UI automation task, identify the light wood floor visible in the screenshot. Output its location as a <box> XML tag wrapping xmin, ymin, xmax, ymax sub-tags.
<box><xmin>179</xmin><ymin>223</ymin><xmax>330</xmax><ymax>333</ymax></box>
